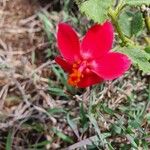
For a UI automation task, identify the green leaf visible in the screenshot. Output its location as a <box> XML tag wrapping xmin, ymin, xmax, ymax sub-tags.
<box><xmin>52</xmin><ymin>127</ymin><xmax>74</xmax><ymax>143</ymax></box>
<box><xmin>38</xmin><ymin>12</ymin><xmax>53</xmax><ymax>42</ymax></box>
<box><xmin>145</xmin><ymin>46</ymin><xmax>150</xmax><ymax>54</ymax></box>
<box><xmin>125</xmin><ymin>0</ymin><xmax>150</xmax><ymax>6</ymax></box>
<box><xmin>88</xmin><ymin>114</ymin><xmax>103</xmax><ymax>143</ymax></box>
<box><xmin>126</xmin><ymin>134</ymin><xmax>138</xmax><ymax>148</ymax></box>
<box><xmin>22</xmin><ymin>122</ymin><xmax>44</xmax><ymax>132</ymax></box>
<box><xmin>47</xmin><ymin>108</ymin><xmax>67</xmax><ymax>115</ymax></box>
<box><xmin>118</xmin><ymin>47</ymin><xmax>150</xmax><ymax>73</ymax></box>
<box><xmin>101</xmin><ymin>103</ymin><xmax>114</xmax><ymax>115</ymax></box>
<box><xmin>48</xmin><ymin>87</ymin><xmax>68</xmax><ymax>97</ymax></box>
<box><xmin>6</xmin><ymin>130</ymin><xmax>13</xmax><ymax>150</ymax></box>
<box><xmin>51</xmin><ymin>65</ymin><xmax>67</xmax><ymax>85</ymax></box>
<box><xmin>118</xmin><ymin>11</ymin><xmax>133</xmax><ymax>37</ymax></box>
<box><xmin>80</xmin><ymin>102</ymin><xmax>89</xmax><ymax>130</ymax></box>
<box><xmin>128</xmin><ymin>120</ymin><xmax>141</xmax><ymax>129</ymax></box>
<box><xmin>111</xmin><ymin>124</ymin><xmax>122</xmax><ymax>134</ymax></box>
<box><xmin>131</xmin><ymin>11</ymin><xmax>143</xmax><ymax>36</ymax></box>
<box><xmin>88</xmin><ymin>114</ymin><xmax>111</xmax><ymax>147</ymax></box>
<box><xmin>31</xmin><ymin>140</ymin><xmax>52</xmax><ymax>149</ymax></box>
<box><xmin>118</xmin><ymin>10</ymin><xmax>143</xmax><ymax>37</ymax></box>
<box><xmin>51</xmin><ymin>65</ymin><xmax>74</xmax><ymax>92</ymax></box>
<box><xmin>79</xmin><ymin>0</ymin><xmax>112</xmax><ymax>23</ymax></box>
<box><xmin>67</xmin><ymin>114</ymin><xmax>80</xmax><ymax>138</ymax></box>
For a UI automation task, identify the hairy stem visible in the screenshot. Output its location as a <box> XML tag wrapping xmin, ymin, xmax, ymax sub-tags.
<box><xmin>108</xmin><ymin>0</ymin><xmax>134</xmax><ymax>46</ymax></box>
<box><xmin>108</xmin><ymin>8</ymin><xmax>131</xmax><ymax>46</ymax></box>
<box><xmin>143</xmin><ymin>11</ymin><xmax>150</xmax><ymax>34</ymax></box>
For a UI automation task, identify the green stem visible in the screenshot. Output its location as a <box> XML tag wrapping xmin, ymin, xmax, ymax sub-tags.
<box><xmin>141</xmin><ymin>5</ymin><xmax>150</xmax><ymax>34</ymax></box>
<box><xmin>108</xmin><ymin>8</ymin><xmax>133</xmax><ymax>46</ymax></box>
<box><xmin>108</xmin><ymin>0</ymin><xmax>134</xmax><ymax>47</ymax></box>
<box><xmin>144</xmin><ymin>13</ymin><xmax>150</xmax><ymax>34</ymax></box>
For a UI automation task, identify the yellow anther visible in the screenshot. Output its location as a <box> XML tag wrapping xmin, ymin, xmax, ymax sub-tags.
<box><xmin>68</xmin><ymin>69</ymin><xmax>84</xmax><ymax>86</ymax></box>
<box><xmin>73</xmin><ymin>64</ymin><xmax>77</xmax><ymax>68</ymax></box>
<box><xmin>77</xmin><ymin>60</ymin><xmax>81</xmax><ymax>64</ymax></box>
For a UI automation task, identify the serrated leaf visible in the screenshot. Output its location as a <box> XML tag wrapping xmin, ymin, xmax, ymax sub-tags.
<box><xmin>118</xmin><ymin>47</ymin><xmax>150</xmax><ymax>73</ymax></box>
<box><xmin>80</xmin><ymin>0</ymin><xmax>112</xmax><ymax>23</ymax></box>
<box><xmin>125</xmin><ymin>0</ymin><xmax>150</xmax><ymax>6</ymax></box>
<box><xmin>118</xmin><ymin>11</ymin><xmax>133</xmax><ymax>37</ymax></box>
<box><xmin>118</xmin><ymin>10</ymin><xmax>143</xmax><ymax>37</ymax></box>
<box><xmin>131</xmin><ymin>11</ymin><xmax>143</xmax><ymax>36</ymax></box>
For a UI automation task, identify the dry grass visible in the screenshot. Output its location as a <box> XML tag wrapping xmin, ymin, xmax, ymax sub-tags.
<box><xmin>0</xmin><ymin>1</ymin><xmax>75</xmax><ymax>149</ymax></box>
<box><xmin>0</xmin><ymin>0</ymin><xmax>150</xmax><ymax>149</ymax></box>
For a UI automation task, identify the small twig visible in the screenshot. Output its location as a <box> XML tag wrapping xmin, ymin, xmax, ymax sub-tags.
<box><xmin>29</xmin><ymin>60</ymin><xmax>55</xmax><ymax>77</ymax></box>
<box><xmin>64</xmin><ymin>135</ymin><xmax>99</xmax><ymax>150</ymax></box>
<box><xmin>0</xmin><ymin>42</ymin><xmax>49</xmax><ymax>55</ymax></box>
<box><xmin>0</xmin><ymin>83</ymin><xmax>9</xmax><ymax>109</ymax></box>
<box><xmin>33</xmin><ymin>105</ymin><xmax>57</xmax><ymax>124</ymax></box>
<box><xmin>9</xmin><ymin>75</ymin><xmax>57</xmax><ymax>126</ymax></box>
<box><xmin>19</xmin><ymin>14</ymin><xmax>37</xmax><ymax>25</ymax></box>
<box><xmin>19</xmin><ymin>3</ymin><xmax>52</xmax><ymax>25</ymax></box>
<box><xmin>0</xmin><ymin>26</ymin><xmax>41</xmax><ymax>33</ymax></box>
<box><xmin>12</xmin><ymin>75</ymin><xmax>30</xmax><ymax>106</ymax></box>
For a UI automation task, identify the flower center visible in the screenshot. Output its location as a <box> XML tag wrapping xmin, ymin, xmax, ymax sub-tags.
<box><xmin>68</xmin><ymin>60</ymin><xmax>90</xmax><ymax>86</ymax></box>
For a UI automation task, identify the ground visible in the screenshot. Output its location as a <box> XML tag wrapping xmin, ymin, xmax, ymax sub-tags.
<box><xmin>0</xmin><ymin>0</ymin><xmax>150</xmax><ymax>150</ymax></box>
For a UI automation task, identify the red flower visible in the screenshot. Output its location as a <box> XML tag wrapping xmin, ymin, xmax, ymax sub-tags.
<box><xmin>55</xmin><ymin>21</ymin><xmax>131</xmax><ymax>88</ymax></box>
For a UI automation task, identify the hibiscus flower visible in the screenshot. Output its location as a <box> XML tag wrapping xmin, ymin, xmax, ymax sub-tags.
<box><xmin>55</xmin><ymin>21</ymin><xmax>131</xmax><ymax>88</ymax></box>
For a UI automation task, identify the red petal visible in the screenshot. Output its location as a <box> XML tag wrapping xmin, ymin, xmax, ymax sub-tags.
<box><xmin>81</xmin><ymin>21</ymin><xmax>114</xmax><ymax>59</ymax></box>
<box><xmin>57</xmin><ymin>23</ymin><xmax>81</xmax><ymax>63</ymax></box>
<box><xmin>55</xmin><ymin>56</ymin><xmax>72</xmax><ymax>73</ymax></box>
<box><xmin>92</xmin><ymin>52</ymin><xmax>131</xmax><ymax>80</ymax></box>
<box><xmin>77</xmin><ymin>72</ymin><xmax>103</xmax><ymax>88</ymax></box>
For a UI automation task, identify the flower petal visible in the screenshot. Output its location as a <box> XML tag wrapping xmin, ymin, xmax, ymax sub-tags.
<box><xmin>77</xmin><ymin>72</ymin><xmax>103</xmax><ymax>88</ymax></box>
<box><xmin>81</xmin><ymin>21</ymin><xmax>114</xmax><ymax>59</ymax></box>
<box><xmin>92</xmin><ymin>52</ymin><xmax>131</xmax><ymax>80</ymax></box>
<box><xmin>55</xmin><ymin>56</ymin><xmax>72</xmax><ymax>73</ymax></box>
<box><xmin>57</xmin><ymin>23</ymin><xmax>81</xmax><ymax>62</ymax></box>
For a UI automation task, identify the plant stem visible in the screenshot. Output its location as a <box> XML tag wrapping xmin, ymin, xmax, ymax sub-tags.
<box><xmin>144</xmin><ymin>12</ymin><xmax>150</xmax><ymax>34</ymax></box>
<box><xmin>110</xmin><ymin>11</ymin><xmax>126</xmax><ymax>44</ymax></box>
<box><xmin>141</xmin><ymin>5</ymin><xmax>150</xmax><ymax>34</ymax></box>
<box><xmin>108</xmin><ymin>8</ymin><xmax>133</xmax><ymax>46</ymax></box>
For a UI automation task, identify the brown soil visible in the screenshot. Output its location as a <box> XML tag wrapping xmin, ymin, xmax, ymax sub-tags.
<box><xmin>0</xmin><ymin>0</ymin><xmax>43</xmax><ymax>52</ymax></box>
<box><xmin>0</xmin><ymin>0</ymin><xmax>51</xmax><ymax>118</ymax></box>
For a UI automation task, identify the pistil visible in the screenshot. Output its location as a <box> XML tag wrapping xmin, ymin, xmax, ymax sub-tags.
<box><xmin>68</xmin><ymin>60</ymin><xmax>91</xmax><ymax>86</ymax></box>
